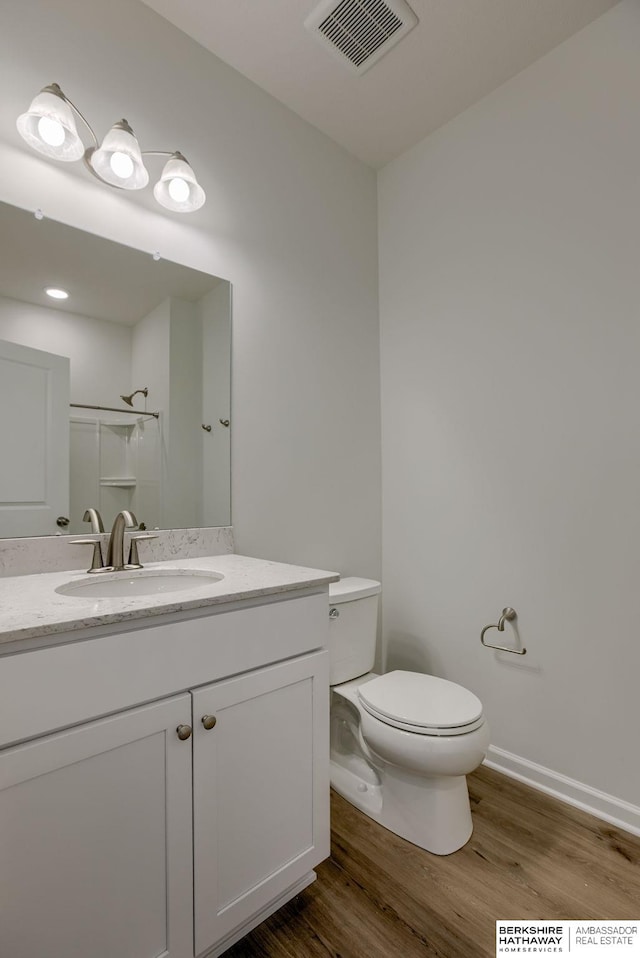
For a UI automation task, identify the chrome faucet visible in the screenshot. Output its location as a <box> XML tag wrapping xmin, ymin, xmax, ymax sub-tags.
<box><xmin>106</xmin><ymin>510</ymin><xmax>138</xmax><ymax>571</ymax></box>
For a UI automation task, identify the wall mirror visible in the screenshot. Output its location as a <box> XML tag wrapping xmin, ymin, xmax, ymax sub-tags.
<box><xmin>0</xmin><ymin>201</ymin><xmax>231</xmax><ymax>538</ymax></box>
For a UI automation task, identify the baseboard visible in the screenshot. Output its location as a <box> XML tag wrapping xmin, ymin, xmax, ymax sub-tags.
<box><xmin>484</xmin><ymin>745</ymin><xmax>640</xmax><ymax>838</ymax></box>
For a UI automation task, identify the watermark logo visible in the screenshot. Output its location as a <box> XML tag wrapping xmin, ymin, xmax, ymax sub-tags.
<box><xmin>496</xmin><ymin>921</ymin><xmax>640</xmax><ymax>955</ymax></box>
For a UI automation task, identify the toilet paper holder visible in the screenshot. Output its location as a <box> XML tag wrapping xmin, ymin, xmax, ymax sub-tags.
<box><xmin>480</xmin><ymin>607</ymin><xmax>527</xmax><ymax>655</ymax></box>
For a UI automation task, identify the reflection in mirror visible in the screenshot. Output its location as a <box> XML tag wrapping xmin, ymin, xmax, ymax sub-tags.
<box><xmin>0</xmin><ymin>201</ymin><xmax>231</xmax><ymax>538</ymax></box>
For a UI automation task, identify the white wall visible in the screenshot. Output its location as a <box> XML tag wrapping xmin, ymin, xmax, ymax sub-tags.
<box><xmin>131</xmin><ymin>297</ymin><xmax>171</xmax><ymax>528</ymax></box>
<box><xmin>131</xmin><ymin>301</ymin><xmax>171</xmax><ymax>421</ymax></box>
<box><xmin>378</xmin><ymin>0</ymin><xmax>640</xmax><ymax>811</ymax></box>
<box><xmin>168</xmin><ymin>298</ymin><xmax>202</xmax><ymax>528</ymax></box>
<box><xmin>0</xmin><ymin>0</ymin><xmax>380</xmax><ymax>580</ymax></box>
<box><xmin>0</xmin><ymin>296</ymin><xmax>131</xmax><ymax>406</ymax></box>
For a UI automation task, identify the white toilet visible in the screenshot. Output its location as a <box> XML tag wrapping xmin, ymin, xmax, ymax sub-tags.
<box><xmin>329</xmin><ymin>577</ymin><xmax>490</xmax><ymax>855</ymax></box>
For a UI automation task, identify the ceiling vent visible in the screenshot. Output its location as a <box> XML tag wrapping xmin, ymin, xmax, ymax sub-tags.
<box><xmin>305</xmin><ymin>0</ymin><xmax>418</xmax><ymax>76</ymax></box>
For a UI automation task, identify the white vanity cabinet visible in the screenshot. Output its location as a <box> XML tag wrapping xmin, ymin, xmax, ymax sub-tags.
<box><xmin>0</xmin><ymin>695</ymin><xmax>194</xmax><ymax>958</ymax></box>
<box><xmin>0</xmin><ymin>589</ymin><xmax>331</xmax><ymax>958</ymax></box>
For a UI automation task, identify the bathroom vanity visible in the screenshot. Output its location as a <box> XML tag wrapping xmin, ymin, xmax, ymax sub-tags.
<box><xmin>0</xmin><ymin>554</ymin><xmax>338</xmax><ymax>958</ymax></box>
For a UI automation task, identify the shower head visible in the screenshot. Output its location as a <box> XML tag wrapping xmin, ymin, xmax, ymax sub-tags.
<box><xmin>120</xmin><ymin>387</ymin><xmax>148</xmax><ymax>407</ymax></box>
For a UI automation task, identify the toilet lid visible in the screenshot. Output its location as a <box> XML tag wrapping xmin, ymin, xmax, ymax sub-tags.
<box><xmin>357</xmin><ymin>671</ymin><xmax>484</xmax><ymax>735</ymax></box>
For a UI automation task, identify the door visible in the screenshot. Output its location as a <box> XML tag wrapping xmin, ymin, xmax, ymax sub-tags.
<box><xmin>192</xmin><ymin>651</ymin><xmax>330</xmax><ymax>956</ymax></box>
<box><xmin>0</xmin><ymin>338</ymin><xmax>70</xmax><ymax>536</ymax></box>
<box><xmin>0</xmin><ymin>695</ymin><xmax>194</xmax><ymax>958</ymax></box>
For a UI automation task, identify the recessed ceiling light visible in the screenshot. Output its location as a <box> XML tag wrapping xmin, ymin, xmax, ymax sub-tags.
<box><xmin>45</xmin><ymin>286</ymin><xmax>69</xmax><ymax>300</ymax></box>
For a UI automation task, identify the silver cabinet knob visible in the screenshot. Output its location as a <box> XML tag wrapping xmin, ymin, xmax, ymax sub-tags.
<box><xmin>56</xmin><ymin>516</ymin><xmax>70</xmax><ymax>527</ymax></box>
<box><xmin>176</xmin><ymin>724</ymin><xmax>192</xmax><ymax>741</ymax></box>
<box><xmin>201</xmin><ymin>715</ymin><xmax>217</xmax><ymax>730</ymax></box>
<box><xmin>329</xmin><ymin>607</ymin><xmax>340</xmax><ymax>618</ymax></box>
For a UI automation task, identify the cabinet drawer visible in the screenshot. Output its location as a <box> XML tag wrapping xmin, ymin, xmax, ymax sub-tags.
<box><xmin>0</xmin><ymin>591</ymin><xmax>329</xmax><ymax>748</ymax></box>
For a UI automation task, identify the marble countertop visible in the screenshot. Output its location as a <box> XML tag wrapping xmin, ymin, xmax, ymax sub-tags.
<box><xmin>0</xmin><ymin>554</ymin><xmax>339</xmax><ymax>646</ymax></box>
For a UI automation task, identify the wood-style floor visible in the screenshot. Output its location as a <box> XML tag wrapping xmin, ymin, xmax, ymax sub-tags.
<box><xmin>226</xmin><ymin>765</ymin><xmax>640</xmax><ymax>958</ymax></box>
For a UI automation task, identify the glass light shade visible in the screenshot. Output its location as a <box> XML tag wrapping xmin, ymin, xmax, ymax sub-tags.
<box><xmin>89</xmin><ymin>120</ymin><xmax>149</xmax><ymax>190</ymax></box>
<box><xmin>16</xmin><ymin>85</ymin><xmax>84</xmax><ymax>161</ymax></box>
<box><xmin>153</xmin><ymin>153</ymin><xmax>205</xmax><ymax>212</ymax></box>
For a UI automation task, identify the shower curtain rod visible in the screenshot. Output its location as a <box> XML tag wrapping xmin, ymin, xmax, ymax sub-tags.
<box><xmin>70</xmin><ymin>402</ymin><xmax>160</xmax><ymax>419</ymax></box>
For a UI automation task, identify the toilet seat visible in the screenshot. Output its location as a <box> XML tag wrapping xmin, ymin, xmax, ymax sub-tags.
<box><xmin>357</xmin><ymin>671</ymin><xmax>485</xmax><ymax>737</ymax></box>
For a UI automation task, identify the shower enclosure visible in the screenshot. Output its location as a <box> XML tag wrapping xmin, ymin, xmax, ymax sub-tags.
<box><xmin>69</xmin><ymin>412</ymin><xmax>162</xmax><ymax>534</ymax></box>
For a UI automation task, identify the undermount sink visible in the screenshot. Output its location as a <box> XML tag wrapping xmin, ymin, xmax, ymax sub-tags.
<box><xmin>55</xmin><ymin>569</ymin><xmax>225</xmax><ymax>599</ymax></box>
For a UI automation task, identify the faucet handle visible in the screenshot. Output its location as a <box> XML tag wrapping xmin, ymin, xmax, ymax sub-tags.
<box><xmin>71</xmin><ymin>538</ymin><xmax>106</xmax><ymax>573</ymax></box>
<box><xmin>128</xmin><ymin>533</ymin><xmax>159</xmax><ymax>568</ymax></box>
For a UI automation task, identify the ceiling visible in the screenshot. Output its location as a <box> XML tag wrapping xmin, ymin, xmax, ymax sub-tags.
<box><xmin>0</xmin><ymin>202</ymin><xmax>220</xmax><ymax>325</ymax></box>
<box><xmin>139</xmin><ymin>0</ymin><xmax>619</xmax><ymax>168</ymax></box>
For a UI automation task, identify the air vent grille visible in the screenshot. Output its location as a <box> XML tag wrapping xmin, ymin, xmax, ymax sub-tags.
<box><xmin>306</xmin><ymin>0</ymin><xmax>418</xmax><ymax>75</ymax></box>
<box><xmin>319</xmin><ymin>0</ymin><xmax>402</xmax><ymax>68</ymax></box>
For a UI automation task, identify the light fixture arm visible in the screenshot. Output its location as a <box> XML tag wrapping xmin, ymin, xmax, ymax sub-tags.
<box><xmin>141</xmin><ymin>150</ymin><xmax>192</xmax><ymax>164</ymax></box>
<box><xmin>46</xmin><ymin>82</ymin><xmax>99</xmax><ymax>149</ymax></box>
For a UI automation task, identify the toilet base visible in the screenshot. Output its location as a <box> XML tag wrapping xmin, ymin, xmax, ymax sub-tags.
<box><xmin>330</xmin><ymin>759</ymin><xmax>473</xmax><ymax>856</ymax></box>
<box><xmin>330</xmin><ymin>760</ymin><xmax>382</xmax><ymax>818</ymax></box>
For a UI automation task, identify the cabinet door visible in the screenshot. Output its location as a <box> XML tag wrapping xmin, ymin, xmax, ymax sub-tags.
<box><xmin>0</xmin><ymin>695</ymin><xmax>193</xmax><ymax>958</ymax></box>
<box><xmin>192</xmin><ymin>651</ymin><xmax>330</xmax><ymax>955</ymax></box>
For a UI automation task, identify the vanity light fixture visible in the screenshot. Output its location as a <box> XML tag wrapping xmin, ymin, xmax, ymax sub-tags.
<box><xmin>17</xmin><ymin>83</ymin><xmax>206</xmax><ymax>213</ymax></box>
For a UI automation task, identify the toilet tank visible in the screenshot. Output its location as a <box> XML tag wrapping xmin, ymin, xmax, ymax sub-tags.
<box><xmin>328</xmin><ymin>577</ymin><xmax>381</xmax><ymax>685</ymax></box>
